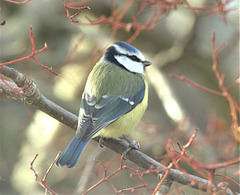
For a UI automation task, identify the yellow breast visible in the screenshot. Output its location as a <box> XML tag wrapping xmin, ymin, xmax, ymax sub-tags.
<box><xmin>93</xmin><ymin>75</ymin><xmax>148</xmax><ymax>138</ymax></box>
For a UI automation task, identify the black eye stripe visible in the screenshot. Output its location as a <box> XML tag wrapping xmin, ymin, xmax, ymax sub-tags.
<box><xmin>129</xmin><ymin>55</ymin><xmax>141</xmax><ymax>62</ymax></box>
<box><xmin>114</xmin><ymin>53</ymin><xmax>142</xmax><ymax>63</ymax></box>
<box><xmin>120</xmin><ymin>54</ymin><xmax>141</xmax><ymax>62</ymax></box>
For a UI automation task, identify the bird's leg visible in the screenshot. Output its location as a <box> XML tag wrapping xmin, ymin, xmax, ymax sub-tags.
<box><xmin>99</xmin><ymin>136</ymin><xmax>105</xmax><ymax>147</ymax></box>
<box><xmin>122</xmin><ymin>135</ymin><xmax>140</xmax><ymax>159</ymax></box>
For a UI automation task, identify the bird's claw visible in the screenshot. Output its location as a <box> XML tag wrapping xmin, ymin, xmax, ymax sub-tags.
<box><xmin>122</xmin><ymin>136</ymin><xmax>140</xmax><ymax>160</ymax></box>
<box><xmin>99</xmin><ymin>136</ymin><xmax>104</xmax><ymax>148</ymax></box>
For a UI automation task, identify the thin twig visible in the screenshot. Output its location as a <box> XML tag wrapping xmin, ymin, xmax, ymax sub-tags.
<box><xmin>211</xmin><ymin>31</ymin><xmax>240</xmax><ymax>142</ymax></box>
<box><xmin>170</xmin><ymin>75</ymin><xmax>223</xmax><ymax>96</ymax></box>
<box><xmin>0</xmin><ymin>26</ymin><xmax>58</xmax><ymax>75</ymax></box>
<box><xmin>30</xmin><ymin>154</ymin><xmax>60</xmax><ymax>195</ymax></box>
<box><xmin>4</xmin><ymin>0</ymin><xmax>32</xmax><ymax>4</ymax></box>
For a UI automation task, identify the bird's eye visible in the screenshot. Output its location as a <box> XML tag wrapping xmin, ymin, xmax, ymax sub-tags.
<box><xmin>129</xmin><ymin>55</ymin><xmax>140</xmax><ymax>62</ymax></box>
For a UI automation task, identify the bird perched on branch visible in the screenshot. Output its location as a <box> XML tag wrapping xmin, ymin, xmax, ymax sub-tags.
<box><xmin>56</xmin><ymin>41</ymin><xmax>151</xmax><ymax>168</ymax></box>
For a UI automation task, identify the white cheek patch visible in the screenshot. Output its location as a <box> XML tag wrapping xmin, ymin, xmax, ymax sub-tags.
<box><xmin>114</xmin><ymin>55</ymin><xmax>145</xmax><ymax>74</ymax></box>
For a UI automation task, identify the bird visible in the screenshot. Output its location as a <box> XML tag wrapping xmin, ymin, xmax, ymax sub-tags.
<box><xmin>56</xmin><ymin>41</ymin><xmax>151</xmax><ymax>168</ymax></box>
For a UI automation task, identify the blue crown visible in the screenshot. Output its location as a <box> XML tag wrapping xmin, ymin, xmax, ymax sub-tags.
<box><xmin>114</xmin><ymin>41</ymin><xmax>140</xmax><ymax>54</ymax></box>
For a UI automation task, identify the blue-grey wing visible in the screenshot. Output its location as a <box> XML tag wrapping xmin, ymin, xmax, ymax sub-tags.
<box><xmin>76</xmin><ymin>85</ymin><xmax>145</xmax><ymax>141</ymax></box>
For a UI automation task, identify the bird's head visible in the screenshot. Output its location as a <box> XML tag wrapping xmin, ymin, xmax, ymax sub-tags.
<box><xmin>102</xmin><ymin>41</ymin><xmax>151</xmax><ymax>75</ymax></box>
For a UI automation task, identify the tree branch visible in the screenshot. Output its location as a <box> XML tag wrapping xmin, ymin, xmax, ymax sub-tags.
<box><xmin>0</xmin><ymin>66</ymin><xmax>77</xmax><ymax>129</ymax></box>
<box><xmin>0</xmin><ymin>65</ymin><xmax>237</xmax><ymax>195</ymax></box>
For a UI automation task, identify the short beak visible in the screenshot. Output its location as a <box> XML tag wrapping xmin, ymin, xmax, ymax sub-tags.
<box><xmin>143</xmin><ymin>60</ymin><xmax>151</xmax><ymax>67</ymax></box>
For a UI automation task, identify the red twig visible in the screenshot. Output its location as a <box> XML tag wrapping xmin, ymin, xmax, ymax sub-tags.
<box><xmin>61</xmin><ymin>0</ymin><xmax>237</xmax><ymax>43</ymax></box>
<box><xmin>161</xmin><ymin>129</ymin><xmax>239</xmax><ymax>193</ymax></box>
<box><xmin>228</xmin><ymin>78</ymin><xmax>240</xmax><ymax>91</ymax></box>
<box><xmin>0</xmin><ymin>26</ymin><xmax>58</xmax><ymax>75</ymax></box>
<box><xmin>86</xmin><ymin>0</ymin><xmax>164</xmax><ymax>43</ymax></box>
<box><xmin>0</xmin><ymin>77</ymin><xmax>33</xmax><ymax>95</ymax></box>
<box><xmin>170</xmin><ymin>74</ymin><xmax>240</xmax><ymax>114</ymax></box>
<box><xmin>200</xmin><ymin>0</ymin><xmax>237</xmax><ymax>23</ymax></box>
<box><xmin>153</xmin><ymin>165</ymin><xmax>171</xmax><ymax>194</ymax></box>
<box><xmin>4</xmin><ymin>0</ymin><xmax>31</xmax><ymax>4</ymax></box>
<box><xmin>83</xmin><ymin>157</ymin><xmax>154</xmax><ymax>194</ymax></box>
<box><xmin>183</xmin><ymin>0</ymin><xmax>201</xmax><ymax>15</ymax></box>
<box><xmin>215</xmin><ymin>170</ymin><xmax>240</xmax><ymax>188</ymax></box>
<box><xmin>180</xmin><ymin>129</ymin><xmax>198</xmax><ymax>155</ymax></box>
<box><xmin>138</xmin><ymin>129</ymin><xmax>237</xmax><ymax>193</ymax></box>
<box><xmin>205</xmin><ymin>157</ymin><xmax>240</xmax><ymax>170</ymax></box>
<box><xmin>86</xmin><ymin>0</ymin><xmax>135</xmax><ymax>30</ymax></box>
<box><xmin>176</xmin><ymin>0</ymin><xmax>237</xmax><ymax>23</ymax></box>
<box><xmin>211</xmin><ymin>31</ymin><xmax>240</xmax><ymax>142</ymax></box>
<box><xmin>170</xmin><ymin>75</ymin><xmax>223</xmax><ymax>96</ymax></box>
<box><xmin>127</xmin><ymin>11</ymin><xmax>162</xmax><ymax>43</ymax></box>
<box><xmin>178</xmin><ymin>133</ymin><xmax>240</xmax><ymax>170</ymax></box>
<box><xmin>62</xmin><ymin>0</ymin><xmax>91</xmax><ymax>23</ymax></box>
<box><xmin>30</xmin><ymin>153</ymin><xmax>61</xmax><ymax>195</ymax></box>
<box><xmin>171</xmin><ymin>32</ymin><xmax>239</xmax><ymax>142</ymax></box>
<box><xmin>152</xmin><ymin>130</ymin><xmax>198</xmax><ymax>194</ymax></box>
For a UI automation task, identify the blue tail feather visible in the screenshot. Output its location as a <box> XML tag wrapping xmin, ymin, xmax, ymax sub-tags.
<box><xmin>56</xmin><ymin>136</ymin><xmax>90</xmax><ymax>168</ymax></box>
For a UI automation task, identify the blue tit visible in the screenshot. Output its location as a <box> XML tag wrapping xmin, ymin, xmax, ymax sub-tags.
<box><xmin>56</xmin><ymin>41</ymin><xmax>151</xmax><ymax>168</ymax></box>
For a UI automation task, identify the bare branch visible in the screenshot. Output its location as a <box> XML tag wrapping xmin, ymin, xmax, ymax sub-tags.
<box><xmin>4</xmin><ymin>0</ymin><xmax>32</xmax><ymax>4</ymax></box>
<box><xmin>0</xmin><ymin>26</ymin><xmax>58</xmax><ymax>75</ymax></box>
<box><xmin>0</xmin><ymin>66</ymin><xmax>77</xmax><ymax>129</ymax></box>
<box><xmin>0</xmin><ymin>65</ymin><xmax>237</xmax><ymax>194</ymax></box>
<box><xmin>30</xmin><ymin>153</ymin><xmax>61</xmax><ymax>195</ymax></box>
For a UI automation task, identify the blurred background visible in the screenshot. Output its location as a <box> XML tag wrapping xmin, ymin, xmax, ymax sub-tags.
<box><xmin>0</xmin><ymin>0</ymin><xmax>239</xmax><ymax>194</ymax></box>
